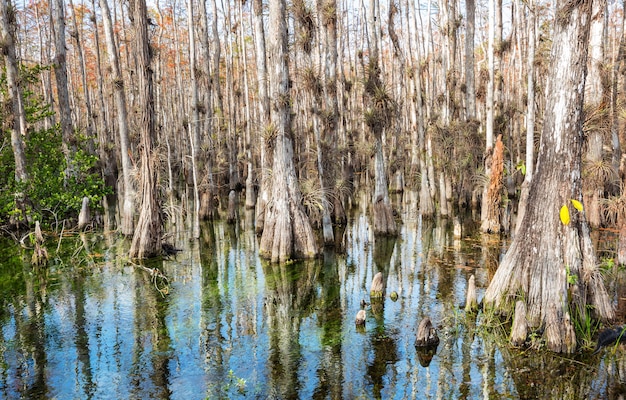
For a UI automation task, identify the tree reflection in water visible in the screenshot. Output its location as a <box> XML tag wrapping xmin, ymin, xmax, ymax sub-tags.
<box><xmin>0</xmin><ymin>195</ymin><xmax>624</xmax><ymax>398</ymax></box>
<box><xmin>262</xmin><ymin>258</ymin><xmax>317</xmax><ymax>399</ymax></box>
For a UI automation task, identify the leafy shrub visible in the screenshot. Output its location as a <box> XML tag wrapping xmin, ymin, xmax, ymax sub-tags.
<box><xmin>0</xmin><ymin>64</ymin><xmax>111</xmax><ymax>228</ymax></box>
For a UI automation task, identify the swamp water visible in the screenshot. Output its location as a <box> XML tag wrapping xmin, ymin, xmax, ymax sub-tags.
<box><xmin>1</xmin><ymin>192</ymin><xmax>626</xmax><ymax>399</ymax></box>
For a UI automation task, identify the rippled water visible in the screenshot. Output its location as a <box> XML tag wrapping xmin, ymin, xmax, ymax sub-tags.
<box><xmin>0</xmin><ymin>192</ymin><xmax>625</xmax><ymax>399</ymax></box>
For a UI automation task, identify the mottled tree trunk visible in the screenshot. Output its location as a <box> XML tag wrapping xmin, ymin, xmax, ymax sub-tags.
<box><xmin>485</xmin><ymin>0</ymin><xmax>614</xmax><ymax>353</ymax></box>
<box><xmin>465</xmin><ymin>0</ymin><xmax>476</xmax><ymax>120</ymax></box>
<box><xmin>583</xmin><ymin>0</ymin><xmax>607</xmax><ymax>229</ymax></box>
<box><xmin>187</xmin><ymin>0</ymin><xmax>200</xmax><ymax>238</ymax></box>
<box><xmin>481</xmin><ymin>0</ymin><xmax>498</xmax><ymax>229</ymax></box>
<box><xmin>366</xmin><ymin>0</ymin><xmax>396</xmax><ymax>236</ymax></box>
<box><xmin>0</xmin><ymin>0</ymin><xmax>28</xmax><ymax>184</ymax></box>
<box><xmin>259</xmin><ymin>0</ymin><xmax>318</xmax><ymax>263</ymax></box>
<box><xmin>197</xmin><ymin>0</ymin><xmax>217</xmax><ymax>221</ymax></box>
<box><xmin>68</xmin><ymin>0</ymin><xmax>95</xmax><ymax>143</ymax></box>
<box><xmin>253</xmin><ymin>0</ymin><xmax>270</xmax><ymax>234</ymax></box>
<box><xmin>52</xmin><ymin>0</ymin><xmax>76</xmax><ymax>167</ymax></box>
<box><xmin>129</xmin><ymin>0</ymin><xmax>162</xmax><ymax>259</ymax></box>
<box><xmin>481</xmin><ymin>135</ymin><xmax>504</xmax><ymax>233</ymax></box>
<box><xmin>516</xmin><ymin>0</ymin><xmax>537</xmax><ymax>232</ymax></box>
<box><xmin>240</xmin><ymin>0</ymin><xmax>256</xmax><ymax>212</ymax></box>
<box><xmin>99</xmin><ymin>0</ymin><xmax>134</xmax><ymax>235</ymax></box>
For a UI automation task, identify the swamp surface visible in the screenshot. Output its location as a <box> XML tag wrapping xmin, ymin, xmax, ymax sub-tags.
<box><xmin>1</xmin><ymin>191</ymin><xmax>626</xmax><ymax>399</ymax></box>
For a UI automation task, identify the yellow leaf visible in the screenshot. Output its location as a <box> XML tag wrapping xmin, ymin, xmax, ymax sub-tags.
<box><xmin>570</xmin><ymin>199</ymin><xmax>583</xmax><ymax>212</ymax></box>
<box><xmin>560</xmin><ymin>205</ymin><xmax>570</xmax><ymax>225</ymax></box>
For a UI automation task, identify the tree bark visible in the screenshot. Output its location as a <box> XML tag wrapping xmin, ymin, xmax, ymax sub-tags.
<box><xmin>259</xmin><ymin>0</ymin><xmax>318</xmax><ymax>263</ymax></box>
<box><xmin>517</xmin><ymin>0</ymin><xmax>537</xmax><ymax>232</ymax></box>
<box><xmin>366</xmin><ymin>0</ymin><xmax>396</xmax><ymax>236</ymax></box>
<box><xmin>583</xmin><ymin>0</ymin><xmax>607</xmax><ymax>229</ymax></box>
<box><xmin>187</xmin><ymin>0</ymin><xmax>200</xmax><ymax>238</ymax></box>
<box><xmin>68</xmin><ymin>0</ymin><xmax>95</xmax><ymax>143</ymax></box>
<box><xmin>52</xmin><ymin>0</ymin><xmax>76</xmax><ymax>167</ymax></box>
<box><xmin>484</xmin><ymin>0</ymin><xmax>614</xmax><ymax>353</ymax></box>
<box><xmin>197</xmin><ymin>0</ymin><xmax>217</xmax><ymax>221</ymax></box>
<box><xmin>465</xmin><ymin>0</ymin><xmax>476</xmax><ymax>120</ymax></box>
<box><xmin>253</xmin><ymin>0</ymin><xmax>270</xmax><ymax>234</ymax></box>
<box><xmin>129</xmin><ymin>0</ymin><xmax>162</xmax><ymax>259</ymax></box>
<box><xmin>99</xmin><ymin>0</ymin><xmax>134</xmax><ymax>235</ymax></box>
<box><xmin>0</xmin><ymin>0</ymin><xmax>28</xmax><ymax>184</ymax></box>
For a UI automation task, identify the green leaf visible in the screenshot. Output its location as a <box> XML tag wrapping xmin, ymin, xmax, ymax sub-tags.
<box><xmin>560</xmin><ymin>205</ymin><xmax>570</xmax><ymax>225</ymax></box>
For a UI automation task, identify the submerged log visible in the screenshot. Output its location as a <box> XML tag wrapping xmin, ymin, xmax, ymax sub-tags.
<box><xmin>415</xmin><ymin>317</ymin><xmax>439</xmax><ymax>347</ymax></box>
<box><xmin>355</xmin><ymin>309</ymin><xmax>366</xmax><ymax>326</ymax></box>
<box><xmin>511</xmin><ymin>300</ymin><xmax>528</xmax><ymax>346</ymax></box>
<box><xmin>465</xmin><ymin>275</ymin><xmax>478</xmax><ymax>313</ymax></box>
<box><xmin>370</xmin><ymin>271</ymin><xmax>384</xmax><ymax>299</ymax></box>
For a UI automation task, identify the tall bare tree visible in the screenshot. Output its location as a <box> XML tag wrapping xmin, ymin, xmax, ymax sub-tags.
<box><xmin>583</xmin><ymin>0</ymin><xmax>608</xmax><ymax>229</ymax></box>
<box><xmin>516</xmin><ymin>0</ymin><xmax>538</xmax><ymax>230</ymax></box>
<box><xmin>52</xmin><ymin>0</ymin><xmax>76</xmax><ymax>168</ymax></box>
<box><xmin>186</xmin><ymin>0</ymin><xmax>200</xmax><ymax>238</ymax></box>
<box><xmin>197</xmin><ymin>0</ymin><xmax>217</xmax><ymax>221</ymax></box>
<box><xmin>484</xmin><ymin>0</ymin><xmax>613</xmax><ymax>353</ymax></box>
<box><xmin>259</xmin><ymin>0</ymin><xmax>318</xmax><ymax>263</ymax></box>
<box><xmin>0</xmin><ymin>0</ymin><xmax>28</xmax><ymax>184</ymax></box>
<box><xmin>253</xmin><ymin>0</ymin><xmax>270</xmax><ymax>234</ymax></box>
<box><xmin>99</xmin><ymin>0</ymin><xmax>134</xmax><ymax>235</ymax></box>
<box><xmin>129</xmin><ymin>0</ymin><xmax>162</xmax><ymax>259</ymax></box>
<box><xmin>365</xmin><ymin>0</ymin><xmax>396</xmax><ymax>236</ymax></box>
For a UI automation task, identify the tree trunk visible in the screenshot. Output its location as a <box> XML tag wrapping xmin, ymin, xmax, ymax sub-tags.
<box><xmin>481</xmin><ymin>135</ymin><xmax>504</xmax><ymax>233</ymax></box>
<box><xmin>259</xmin><ymin>0</ymin><xmax>318</xmax><ymax>263</ymax></box>
<box><xmin>253</xmin><ymin>0</ymin><xmax>270</xmax><ymax>234</ymax></box>
<box><xmin>465</xmin><ymin>0</ymin><xmax>476</xmax><ymax>120</ymax></box>
<box><xmin>366</xmin><ymin>0</ymin><xmax>396</xmax><ymax>236</ymax></box>
<box><xmin>481</xmin><ymin>0</ymin><xmax>498</xmax><ymax>229</ymax></box>
<box><xmin>129</xmin><ymin>0</ymin><xmax>162</xmax><ymax>259</ymax></box>
<box><xmin>52</xmin><ymin>0</ymin><xmax>76</xmax><ymax>168</ymax></box>
<box><xmin>186</xmin><ymin>0</ymin><xmax>200</xmax><ymax>238</ymax></box>
<box><xmin>0</xmin><ymin>0</ymin><xmax>28</xmax><ymax>184</ymax></box>
<box><xmin>99</xmin><ymin>0</ymin><xmax>134</xmax><ymax>235</ymax></box>
<box><xmin>240</xmin><ymin>1</ymin><xmax>256</xmax><ymax>211</ymax></box>
<box><xmin>517</xmin><ymin>0</ymin><xmax>537</xmax><ymax>232</ymax></box>
<box><xmin>484</xmin><ymin>0</ymin><xmax>614</xmax><ymax>353</ymax></box>
<box><xmin>583</xmin><ymin>0</ymin><xmax>607</xmax><ymax>229</ymax></box>
<box><xmin>68</xmin><ymin>0</ymin><xmax>95</xmax><ymax>144</ymax></box>
<box><xmin>197</xmin><ymin>0</ymin><xmax>217</xmax><ymax>221</ymax></box>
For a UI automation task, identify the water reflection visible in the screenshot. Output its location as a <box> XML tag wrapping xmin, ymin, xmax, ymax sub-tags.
<box><xmin>0</xmin><ymin>194</ymin><xmax>623</xmax><ymax>398</ymax></box>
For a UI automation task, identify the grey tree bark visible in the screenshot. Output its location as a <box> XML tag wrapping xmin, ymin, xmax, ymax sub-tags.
<box><xmin>99</xmin><ymin>0</ymin><xmax>134</xmax><ymax>235</ymax></box>
<box><xmin>0</xmin><ymin>0</ymin><xmax>28</xmax><ymax>184</ymax></box>
<box><xmin>186</xmin><ymin>0</ymin><xmax>200</xmax><ymax>238</ymax></box>
<box><xmin>583</xmin><ymin>0</ymin><xmax>607</xmax><ymax>229</ymax></box>
<box><xmin>484</xmin><ymin>0</ymin><xmax>614</xmax><ymax>353</ymax></box>
<box><xmin>129</xmin><ymin>0</ymin><xmax>162</xmax><ymax>259</ymax></box>
<box><xmin>366</xmin><ymin>0</ymin><xmax>396</xmax><ymax>236</ymax></box>
<box><xmin>516</xmin><ymin>0</ymin><xmax>537</xmax><ymax>232</ymax></box>
<box><xmin>52</xmin><ymin>0</ymin><xmax>76</xmax><ymax>166</ymax></box>
<box><xmin>259</xmin><ymin>0</ymin><xmax>318</xmax><ymax>263</ymax></box>
<box><xmin>253</xmin><ymin>0</ymin><xmax>270</xmax><ymax>234</ymax></box>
